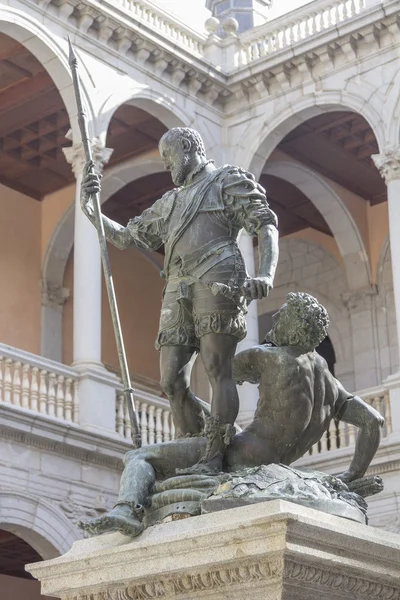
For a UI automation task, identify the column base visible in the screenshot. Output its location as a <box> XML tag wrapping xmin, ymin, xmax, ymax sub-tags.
<box><xmin>73</xmin><ymin>362</ymin><xmax>121</xmax><ymax>437</ymax></box>
<box><xmin>27</xmin><ymin>500</ymin><xmax>400</xmax><ymax>600</ymax></box>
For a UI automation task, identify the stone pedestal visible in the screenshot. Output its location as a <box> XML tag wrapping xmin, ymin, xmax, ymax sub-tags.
<box><xmin>27</xmin><ymin>501</ymin><xmax>400</xmax><ymax>600</ymax></box>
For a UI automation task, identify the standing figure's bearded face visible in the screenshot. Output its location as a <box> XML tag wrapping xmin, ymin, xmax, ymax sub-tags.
<box><xmin>159</xmin><ymin>139</ymin><xmax>192</xmax><ymax>187</ymax></box>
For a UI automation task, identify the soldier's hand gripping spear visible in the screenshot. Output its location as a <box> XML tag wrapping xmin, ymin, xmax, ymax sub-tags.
<box><xmin>67</xmin><ymin>38</ymin><xmax>141</xmax><ymax>448</ymax></box>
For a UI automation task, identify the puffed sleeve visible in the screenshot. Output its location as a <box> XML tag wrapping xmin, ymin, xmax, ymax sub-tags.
<box><xmin>126</xmin><ymin>194</ymin><xmax>168</xmax><ymax>251</ymax></box>
<box><xmin>222</xmin><ymin>167</ymin><xmax>278</xmax><ymax>235</ymax></box>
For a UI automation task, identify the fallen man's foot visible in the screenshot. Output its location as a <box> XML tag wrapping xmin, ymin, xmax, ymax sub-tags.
<box><xmin>78</xmin><ymin>505</ymin><xmax>144</xmax><ymax>537</ymax></box>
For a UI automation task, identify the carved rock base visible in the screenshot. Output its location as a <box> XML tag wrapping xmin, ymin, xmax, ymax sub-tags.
<box><xmin>27</xmin><ymin>500</ymin><xmax>400</xmax><ymax>600</ymax></box>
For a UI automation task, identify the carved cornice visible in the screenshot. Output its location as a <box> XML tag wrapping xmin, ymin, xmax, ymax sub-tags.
<box><xmin>26</xmin><ymin>0</ymin><xmax>400</xmax><ymax>109</ymax></box>
<box><xmin>285</xmin><ymin>560</ymin><xmax>400</xmax><ymax>599</ymax></box>
<box><xmin>372</xmin><ymin>146</ymin><xmax>400</xmax><ymax>184</ymax></box>
<box><xmin>60</xmin><ymin>557</ymin><xmax>400</xmax><ymax>600</ymax></box>
<box><xmin>64</xmin><ymin>559</ymin><xmax>284</xmax><ymax>600</ymax></box>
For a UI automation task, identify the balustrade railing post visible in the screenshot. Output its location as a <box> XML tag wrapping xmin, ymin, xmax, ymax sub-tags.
<box><xmin>4</xmin><ymin>359</ymin><xmax>12</xmax><ymax>404</ymax></box>
<box><xmin>155</xmin><ymin>408</ymin><xmax>163</xmax><ymax>443</ymax></box>
<box><xmin>22</xmin><ymin>365</ymin><xmax>30</xmax><ymax>409</ymax></box>
<box><xmin>73</xmin><ymin>381</ymin><xmax>79</xmax><ymax>424</ymax></box>
<box><xmin>163</xmin><ymin>410</ymin><xmax>171</xmax><ymax>442</ymax></box>
<box><xmin>116</xmin><ymin>391</ymin><xmax>125</xmax><ymax>436</ymax></box>
<box><xmin>141</xmin><ymin>403</ymin><xmax>148</xmax><ymax>446</ymax></box>
<box><xmin>48</xmin><ymin>373</ymin><xmax>56</xmax><ymax>417</ymax></box>
<box><xmin>65</xmin><ymin>378</ymin><xmax>73</xmax><ymax>422</ymax></box>
<box><xmin>12</xmin><ymin>361</ymin><xmax>21</xmax><ymax>407</ymax></box>
<box><xmin>148</xmin><ymin>405</ymin><xmax>155</xmax><ymax>445</ymax></box>
<box><xmin>39</xmin><ymin>370</ymin><xmax>47</xmax><ymax>414</ymax></box>
<box><xmin>30</xmin><ymin>367</ymin><xmax>39</xmax><ymax>412</ymax></box>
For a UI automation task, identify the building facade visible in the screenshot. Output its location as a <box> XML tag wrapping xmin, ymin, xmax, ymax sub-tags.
<box><xmin>1</xmin><ymin>0</ymin><xmax>400</xmax><ymax>596</ymax></box>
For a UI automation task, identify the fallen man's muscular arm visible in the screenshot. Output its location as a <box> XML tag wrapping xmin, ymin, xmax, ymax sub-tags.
<box><xmin>334</xmin><ymin>380</ymin><xmax>385</xmax><ymax>483</ymax></box>
<box><xmin>233</xmin><ymin>347</ymin><xmax>263</xmax><ymax>385</ymax></box>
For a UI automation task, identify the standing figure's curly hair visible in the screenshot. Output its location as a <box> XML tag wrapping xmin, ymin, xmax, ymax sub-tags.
<box><xmin>159</xmin><ymin>127</ymin><xmax>206</xmax><ymax>157</ymax></box>
<box><xmin>285</xmin><ymin>292</ymin><xmax>329</xmax><ymax>352</ymax></box>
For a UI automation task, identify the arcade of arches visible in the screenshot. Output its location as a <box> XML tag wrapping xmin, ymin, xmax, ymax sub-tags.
<box><xmin>0</xmin><ymin>31</ymin><xmax>392</xmax><ymax>391</ymax></box>
<box><xmin>1</xmin><ymin>3</ymin><xmax>400</xmax><ymax>589</ymax></box>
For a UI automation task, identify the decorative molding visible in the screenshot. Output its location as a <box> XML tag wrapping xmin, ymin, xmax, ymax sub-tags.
<box><xmin>64</xmin><ymin>559</ymin><xmax>284</xmax><ymax>599</ymax></box>
<box><xmin>372</xmin><ymin>146</ymin><xmax>400</xmax><ymax>184</ymax></box>
<box><xmin>63</xmin><ymin>139</ymin><xmax>113</xmax><ymax>178</ymax></box>
<box><xmin>342</xmin><ymin>285</ymin><xmax>379</xmax><ymax>311</ymax></box>
<box><xmin>285</xmin><ymin>560</ymin><xmax>400</xmax><ymax>599</ymax></box>
<box><xmin>41</xmin><ymin>280</ymin><xmax>70</xmax><ymax>309</ymax></box>
<box><xmin>59</xmin><ymin>557</ymin><xmax>400</xmax><ymax>600</ymax></box>
<box><xmin>59</xmin><ymin>491</ymin><xmax>112</xmax><ymax>525</ymax></box>
<box><xmin>26</xmin><ymin>0</ymin><xmax>400</xmax><ymax>107</ymax></box>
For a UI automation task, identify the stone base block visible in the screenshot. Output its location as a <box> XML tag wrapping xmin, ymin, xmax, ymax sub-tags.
<box><xmin>27</xmin><ymin>500</ymin><xmax>400</xmax><ymax>600</ymax></box>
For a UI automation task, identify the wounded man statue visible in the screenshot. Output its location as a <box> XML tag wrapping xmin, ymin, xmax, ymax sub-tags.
<box><xmin>80</xmin><ymin>292</ymin><xmax>385</xmax><ymax>538</ymax></box>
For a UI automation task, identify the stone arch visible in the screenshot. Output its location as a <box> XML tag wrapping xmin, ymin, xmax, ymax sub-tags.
<box><xmin>97</xmin><ymin>87</ymin><xmax>190</xmax><ymax>143</ymax></box>
<box><xmin>244</xmin><ymin>91</ymin><xmax>385</xmax><ymax>180</ymax></box>
<box><xmin>263</xmin><ymin>160</ymin><xmax>371</xmax><ymax>290</ymax></box>
<box><xmin>0</xmin><ymin>488</ymin><xmax>81</xmax><ymax>559</ymax></box>
<box><xmin>0</xmin><ymin>7</ymin><xmax>95</xmax><ymax>140</ymax></box>
<box><xmin>41</xmin><ymin>155</ymin><xmax>167</xmax><ymax>360</ymax></box>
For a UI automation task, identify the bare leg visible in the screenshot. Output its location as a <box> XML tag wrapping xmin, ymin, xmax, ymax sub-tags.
<box><xmin>179</xmin><ymin>334</ymin><xmax>239</xmax><ymax>474</ymax></box>
<box><xmin>200</xmin><ymin>333</ymin><xmax>239</xmax><ymax>424</ymax></box>
<box><xmin>160</xmin><ymin>345</ymin><xmax>204</xmax><ymax>437</ymax></box>
<box><xmin>80</xmin><ymin>439</ymin><xmax>206</xmax><ymax>537</ymax></box>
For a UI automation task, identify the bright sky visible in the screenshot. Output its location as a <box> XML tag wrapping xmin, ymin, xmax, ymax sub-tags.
<box><xmin>151</xmin><ymin>0</ymin><xmax>315</xmax><ymax>32</ymax></box>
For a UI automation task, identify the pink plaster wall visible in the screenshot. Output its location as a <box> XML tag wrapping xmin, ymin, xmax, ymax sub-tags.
<box><xmin>62</xmin><ymin>245</ymin><xmax>163</xmax><ymax>383</ymax></box>
<box><xmin>0</xmin><ymin>184</ymin><xmax>41</xmax><ymax>354</ymax></box>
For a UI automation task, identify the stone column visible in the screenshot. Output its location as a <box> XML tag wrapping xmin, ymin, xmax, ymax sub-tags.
<box><xmin>373</xmin><ymin>146</ymin><xmax>400</xmax><ymax>434</ymax></box>
<box><xmin>236</xmin><ymin>231</ymin><xmax>259</xmax><ymax>426</ymax></box>
<box><xmin>63</xmin><ymin>140</ymin><xmax>120</xmax><ymax>436</ymax></box>
<box><xmin>342</xmin><ymin>286</ymin><xmax>380</xmax><ymax>391</ymax></box>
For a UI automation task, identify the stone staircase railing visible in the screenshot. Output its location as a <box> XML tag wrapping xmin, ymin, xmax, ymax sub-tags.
<box><xmin>0</xmin><ymin>344</ymin><xmax>79</xmax><ymax>423</ymax></box>
<box><xmin>309</xmin><ymin>385</ymin><xmax>392</xmax><ymax>456</ymax></box>
<box><xmin>237</xmin><ymin>0</ymin><xmax>371</xmax><ymax>67</ymax></box>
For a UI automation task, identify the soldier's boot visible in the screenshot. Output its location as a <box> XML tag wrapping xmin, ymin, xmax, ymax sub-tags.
<box><xmin>177</xmin><ymin>416</ymin><xmax>235</xmax><ymax>475</ymax></box>
<box><xmin>78</xmin><ymin>502</ymin><xmax>144</xmax><ymax>537</ymax></box>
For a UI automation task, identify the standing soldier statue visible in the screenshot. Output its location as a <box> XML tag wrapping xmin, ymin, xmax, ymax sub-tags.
<box><xmin>81</xmin><ymin>127</ymin><xmax>279</xmax><ymax>474</ymax></box>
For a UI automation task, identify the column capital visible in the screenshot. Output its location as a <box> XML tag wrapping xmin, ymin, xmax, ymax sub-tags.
<box><xmin>342</xmin><ymin>284</ymin><xmax>378</xmax><ymax>311</ymax></box>
<box><xmin>62</xmin><ymin>137</ymin><xmax>113</xmax><ymax>178</ymax></box>
<box><xmin>41</xmin><ymin>280</ymin><xmax>70</xmax><ymax>309</ymax></box>
<box><xmin>372</xmin><ymin>146</ymin><xmax>400</xmax><ymax>184</ymax></box>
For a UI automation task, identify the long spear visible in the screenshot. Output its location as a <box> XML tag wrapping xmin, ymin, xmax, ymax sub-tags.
<box><xmin>67</xmin><ymin>37</ymin><xmax>141</xmax><ymax>448</ymax></box>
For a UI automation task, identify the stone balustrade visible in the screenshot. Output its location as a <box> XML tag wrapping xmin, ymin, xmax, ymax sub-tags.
<box><xmin>102</xmin><ymin>0</ymin><xmax>206</xmax><ymax>56</ymax></box>
<box><xmin>116</xmin><ymin>390</ymin><xmax>175</xmax><ymax>444</ymax></box>
<box><xmin>0</xmin><ymin>343</ymin><xmax>79</xmax><ymax>423</ymax></box>
<box><xmin>237</xmin><ymin>0</ymin><xmax>370</xmax><ymax>66</ymax></box>
<box><xmin>0</xmin><ymin>343</ymin><xmax>391</xmax><ymax>454</ymax></box>
<box><xmin>309</xmin><ymin>386</ymin><xmax>392</xmax><ymax>456</ymax></box>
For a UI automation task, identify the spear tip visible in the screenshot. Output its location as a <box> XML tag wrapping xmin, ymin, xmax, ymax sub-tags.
<box><xmin>67</xmin><ymin>35</ymin><xmax>78</xmax><ymax>68</ymax></box>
